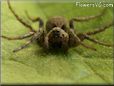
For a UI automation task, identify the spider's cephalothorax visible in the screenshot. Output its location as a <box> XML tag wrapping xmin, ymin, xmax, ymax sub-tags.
<box><xmin>46</xmin><ymin>16</ymin><xmax>68</xmax><ymax>32</ymax></box>
<box><xmin>44</xmin><ymin>16</ymin><xmax>69</xmax><ymax>51</ymax></box>
<box><xmin>1</xmin><ymin>1</ymin><xmax>113</xmax><ymax>53</ymax></box>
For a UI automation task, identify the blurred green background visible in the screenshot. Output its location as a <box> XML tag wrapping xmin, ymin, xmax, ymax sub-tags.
<box><xmin>1</xmin><ymin>0</ymin><xmax>113</xmax><ymax>84</ymax></box>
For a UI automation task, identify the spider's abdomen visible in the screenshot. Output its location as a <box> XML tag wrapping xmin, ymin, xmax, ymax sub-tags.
<box><xmin>46</xmin><ymin>16</ymin><xmax>68</xmax><ymax>32</ymax></box>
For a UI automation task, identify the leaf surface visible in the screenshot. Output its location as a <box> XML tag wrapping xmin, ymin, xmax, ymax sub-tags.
<box><xmin>1</xmin><ymin>1</ymin><xmax>113</xmax><ymax>84</ymax></box>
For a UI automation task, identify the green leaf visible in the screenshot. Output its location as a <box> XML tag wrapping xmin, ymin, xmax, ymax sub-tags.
<box><xmin>1</xmin><ymin>1</ymin><xmax>113</xmax><ymax>84</ymax></box>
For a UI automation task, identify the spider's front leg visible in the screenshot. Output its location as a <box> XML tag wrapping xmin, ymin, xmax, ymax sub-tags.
<box><xmin>25</xmin><ymin>11</ymin><xmax>44</xmax><ymax>28</ymax></box>
<box><xmin>7</xmin><ymin>0</ymin><xmax>36</xmax><ymax>32</ymax></box>
<box><xmin>69</xmin><ymin>8</ymin><xmax>106</xmax><ymax>28</ymax></box>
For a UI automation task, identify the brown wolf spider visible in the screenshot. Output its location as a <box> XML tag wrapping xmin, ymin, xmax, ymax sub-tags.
<box><xmin>1</xmin><ymin>1</ymin><xmax>114</xmax><ymax>53</ymax></box>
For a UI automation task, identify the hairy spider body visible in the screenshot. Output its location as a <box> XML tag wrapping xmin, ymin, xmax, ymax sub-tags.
<box><xmin>1</xmin><ymin>1</ymin><xmax>113</xmax><ymax>53</ymax></box>
<box><xmin>44</xmin><ymin>16</ymin><xmax>69</xmax><ymax>51</ymax></box>
<box><xmin>46</xmin><ymin>16</ymin><xmax>68</xmax><ymax>32</ymax></box>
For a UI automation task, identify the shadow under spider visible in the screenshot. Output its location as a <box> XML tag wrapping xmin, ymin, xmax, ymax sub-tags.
<box><xmin>33</xmin><ymin>45</ymin><xmax>69</xmax><ymax>58</ymax></box>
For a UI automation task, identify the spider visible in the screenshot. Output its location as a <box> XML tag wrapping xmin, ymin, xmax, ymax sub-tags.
<box><xmin>1</xmin><ymin>1</ymin><xmax>114</xmax><ymax>53</ymax></box>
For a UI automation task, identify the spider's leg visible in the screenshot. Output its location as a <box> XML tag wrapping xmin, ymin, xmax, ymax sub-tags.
<box><xmin>25</xmin><ymin>11</ymin><xmax>45</xmax><ymax>46</ymax></box>
<box><xmin>13</xmin><ymin>40</ymin><xmax>32</xmax><ymax>52</ymax></box>
<box><xmin>69</xmin><ymin>8</ymin><xmax>106</xmax><ymax>28</ymax></box>
<box><xmin>80</xmin><ymin>42</ymin><xmax>96</xmax><ymax>51</ymax></box>
<box><xmin>12</xmin><ymin>33</ymin><xmax>38</xmax><ymax>52</ymax></box>
<box><xmin>69</xmin><ymin>29</ymin><xmax>96</xmax><ymax>51</ymax></box>
<box><xmin>86</xmin><ymin>21</ymin><xmax>113</xmax><ymax>35</ymax></box>
<box><xmin>84</xmin><ymin>34</ymin><xmax>113</xmax><ymax>47</ymax></box>
<box><xmin>25</xmin><ymin>11</ymin><xmax>44</xmax><ymax>29</ymax></box>
<box><xmin>1</xmin><ymin>32</ymin><xmax>34</xmax><ymax>40</ymax></box>
<box><xmin>7</xmin><ymin>0</ymin><xmax>36</xmax><ymax>32</ymax></box>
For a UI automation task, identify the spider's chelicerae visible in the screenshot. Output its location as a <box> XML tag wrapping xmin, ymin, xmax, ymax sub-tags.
<box><xmin>1</xmin><ymin>1</ymin><xmax>114</xmax><ymax>53</ymax></box>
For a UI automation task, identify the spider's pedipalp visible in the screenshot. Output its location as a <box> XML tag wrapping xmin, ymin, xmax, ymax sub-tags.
<box><xmin>1</xmin><ymin>32</ymin><xmax>34</xmax><ymax>40</ymax></box>
<box><xmin>86</xmin><ymin>21</ymin><xmax>114</xmax><ymax>35</ymax></box>
<box><xmin>69</xmin><ymin>8</ymin><xmax>106</xmax><ymax>29</ymax></box>
<box><xmin>84</xmin><ymin>34</ymin><xmax>113</xmax><ymax>47</ymax></box>
<box><xmin>44</xmin><ymin>27</ymin><xmax>69</xmax><ymax>51</ymax></box>
<box><xmin>69</xmin><ymin>29</ymin><xmax>96</xmax><ymax>51</ymax></box>
<box><xmin>7</xmin><ymin>0</ymin><xmax>36</xmax><ymax>32</ymax></box>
